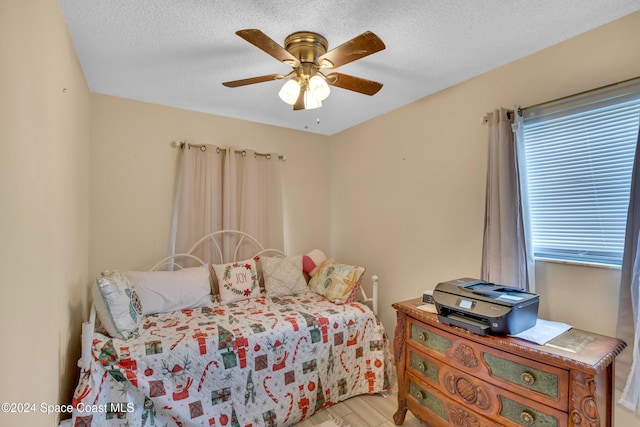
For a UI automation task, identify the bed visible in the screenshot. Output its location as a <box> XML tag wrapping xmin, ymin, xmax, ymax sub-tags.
<box><xmin>68</xmin><ymin>230</ymin><xmax>391</xmax><ymax>426</ymax></box>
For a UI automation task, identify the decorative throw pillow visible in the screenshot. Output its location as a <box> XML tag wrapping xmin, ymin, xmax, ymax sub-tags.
<box><xmin>262</xmin><ymin>255</ymin><xmax>307</xmax><ymax>298</ymax></box>
<box><xmin>126</xmin><ymin>266</ymin><xmax>212</xmax><ymax>315</ymax></box>
<box><xmin>213</xmin><ymin>258</ymin><xmax>261</xmax><ymax>304</ymax></box>
<box><xmin>93</xmin><ymin>270</ymin><xmax>143</xmax><ymax>340</ymax></box>
<box><xmin>308</xmin><ymin>259</ymin><xmax>365</xmax><ymax>304</ymax></box>
<box><xmin>208</xmin><ymin>264</ymin><xmax>221</xmax><ymax>302</ymax></box>
<box><xmin>211</xmin><ymin>256</ymin><xmax>264</xmax><ymax>299</ymax></box>
<box><xmin>303</xmin><ymin>249</ymin><xmax>327</xmax><ymax>276</ymax></box>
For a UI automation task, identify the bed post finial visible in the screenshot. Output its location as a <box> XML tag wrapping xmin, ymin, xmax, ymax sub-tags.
<box><xmin>371</xmin><ymin>275</ymin><xmax>379</xmax><ymax>316</ymax></box>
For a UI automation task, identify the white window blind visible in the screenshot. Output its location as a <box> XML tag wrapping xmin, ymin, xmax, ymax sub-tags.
<box><xmin>522</xmin><ymin>79</ymin><xmax>640</xmax><ymax>266</ymax></box>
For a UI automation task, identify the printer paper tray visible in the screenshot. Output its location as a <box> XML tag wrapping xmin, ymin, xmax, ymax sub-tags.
<box><xmin>438</xmin><ymin>313</ymin><xmax>490</xmax><ymax>335</ymax></box>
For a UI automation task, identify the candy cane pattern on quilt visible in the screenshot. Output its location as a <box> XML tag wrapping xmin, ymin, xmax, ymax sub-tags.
<box><xmin>283</xmin><ymin>392</ymin><xmax>294</xmax><ymax>424</ymax></box>
<box><xmin>292</xmin><ymin>336</ymin><xmax>308</xmax><ymax>363</ymax></box>
<box><xmin>169</xmin><ymin>332</ymin><xmax>186</xmax><ymax>350</ymax></box>
<box><xmin>197</xmin><ymin>360</ymin><xmax>220</xmax><ymax>392</ymax></box>
<box><xmin>162</xmin><ymin>319</ymin><xmax>180</xmax><ymax>328</ymax></box>
<box><xmin>246</xmin><ymin>315</ymin><xmax>278</xmax><ymax>329</ymax></box>
<box><xmin>267</xmin><ymin>317</ymin><xmax>279</xmax><ymax>329</ymax></box>
<box><xmin>93</xmin><ymin>371</ymin><xmax>109</xmax><ymax>405</ymax></box>
<box><xmin>351</xmin><ymin>365</ymin><xmax>361</xmax><ymax>391</ymax></box>
<box><xmin>362</xmin><ymin>317</ymin><xmax>374</xmax><ymax>339</ymax></box>
<box><xmin>185</xmin><ymin>315</ymin><xmax>201</xmax><ymax>324</ymax></box>
<box><xmin>263</xmin><ymin>375</ymin><xmax>278</xmax><ymax>403</ymax></box>
<box><xmin>150</xmin><ymin>330</ymin><xmax>168</xmax><ymax>339</ymax></box>
<box><xmin>339</xmin><ymin>350</ymin><xmax>349</xmax><ymax>373</ymax></box>
<box><xmin>161</xmin><ymin>406</ymin><xmax>184</xmax><ymax>427</ymax></box>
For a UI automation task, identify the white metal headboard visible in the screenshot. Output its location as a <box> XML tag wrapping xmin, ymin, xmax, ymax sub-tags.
<box><xmin>151</xmin><ymin>230</ymin><xmax>285</xmax><ymax>271</ymax></box>
<box><xmin>80</xmin><ymin>230</ymin><xmax>378</xmax><ymax>371</ymax></box>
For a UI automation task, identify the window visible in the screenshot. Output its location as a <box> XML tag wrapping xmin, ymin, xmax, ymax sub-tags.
<box><xmin>521</xmin><ymin>79</ymin><xmax>640</xmax><ymax>266</ymax></box>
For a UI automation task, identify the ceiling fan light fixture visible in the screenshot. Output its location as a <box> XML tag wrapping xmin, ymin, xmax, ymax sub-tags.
<box><xmin>303</xmin><ymin>91</ymin><xmax>322</xmax><ymax>110</ymax></box>
<box><xmin>308</xmin><ymin>75</ymin><xmax>330</xmax><ymax>101</ymax></box>
<box><xmin>278</xmin><ymin>79</ymin><xmax>300</xmax><ymax>105</ymax></box>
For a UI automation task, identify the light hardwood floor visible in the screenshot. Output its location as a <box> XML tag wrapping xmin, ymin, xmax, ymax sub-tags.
<box><xmin>295</xmin><ymin>389</ymin><xmax>425</xmax><ymax>427</ymax></box>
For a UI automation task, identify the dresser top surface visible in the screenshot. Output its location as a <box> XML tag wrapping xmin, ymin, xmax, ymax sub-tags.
<box><xmin>393</xmin><ymin>298</ymin><xmax>626</xmax><ymax>373</ymax></box>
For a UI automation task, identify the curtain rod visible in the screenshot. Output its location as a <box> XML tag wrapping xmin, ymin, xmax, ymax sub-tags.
<box><xmin>482</xmin><ymin>75</ymin><xmax>640</xmax><ymax>124</ymax></box>
<box><xmin>170</xmin><ymin>140</ymin><xmax>286</xmax><ymax>161</ymax></box>
<box><xmin>520</xmin><ymin>75</ymin><xmax>640</xmax><ymax>113</ymax></box>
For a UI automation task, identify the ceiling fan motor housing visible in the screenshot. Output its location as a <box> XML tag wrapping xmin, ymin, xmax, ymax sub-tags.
<box><xmin>284</xmin><ymin>31</ymin><xmax>328</xmax><ymax>64</ymax></box>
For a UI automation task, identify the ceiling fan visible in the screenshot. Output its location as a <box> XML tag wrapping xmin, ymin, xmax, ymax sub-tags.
<box><xmin>222</xmin><ymin>29</ymin><xmax>385</xmax><ymax>110</ymax></box>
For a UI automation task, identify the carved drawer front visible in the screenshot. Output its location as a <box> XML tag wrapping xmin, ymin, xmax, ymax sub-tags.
<box><xmin>483</xmin><ymin>353</ymin><xmax>558</xmax><ymax>398</ymax></box>
<box><xmin>408</xmin><ymin>349</ymin><xmax>440</xmax><ymax>385</ymax></box>
<box><xmin>481</xmin><ymin>350</ymin><xmax>568</xmax><ymax>411</ymax></box>
<box><xmin>438</xmin><ymin>363</ymin><xmax>496</xmax><ymax>415</ymax></box>
<box><xmin>409</xmin><ymin>379</ymin><xmax>449</xmax><ymax>423</ymax></box>
<box><xmin>435</xmin><ymin>362</ymin><xmax>567</xmax><ymax>427</ymax></box>
<box><xmin>408</xmin><ymin>376</ymin><xmax>501</xmax><ymax>427</ymax></box>
<box><xmin>409</xmin><ymin>321</ymin><xmax>452</xmax><ymax>355</ymax></box>
<box><xmin>497</xmin><ymin>395</ymin><xmax>567</xmax><ymax>427</ymax></box>
<box><xmin>434</xmin><ymin>335</ymin><xmax>568</xmax><ymax>411</ymax></box>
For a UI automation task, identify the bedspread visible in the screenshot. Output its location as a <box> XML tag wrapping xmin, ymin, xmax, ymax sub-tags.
<box><xmin>71</xmin><ymin>292</ymin><xmax>391</xmax><ymax>426</ymax></box>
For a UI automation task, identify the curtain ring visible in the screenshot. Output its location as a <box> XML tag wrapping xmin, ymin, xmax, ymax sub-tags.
<box><xmin>266</xmin><ymin>153</ymin><xmax>272</xmax><ymax>160</ymax></box>
<box><xmin>241</xmin><ymin>150</ymin><xmax>247</xmax><ymax>157</ymax></box>
<box><xmin>200</xmin><ymin>145</ymin><xmax>207</xmax><ymax>152</ymax></box>
<box><xmin>216</xmin><ymin>147</ymin><xmax>221</xmax><ymax>154</ymax></box>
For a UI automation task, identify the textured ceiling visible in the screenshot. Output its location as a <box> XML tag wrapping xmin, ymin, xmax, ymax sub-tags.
<box><xmin>59</xmin><ymin>1</ymin><xmax>640</xmax><ymax>135</ymax></box>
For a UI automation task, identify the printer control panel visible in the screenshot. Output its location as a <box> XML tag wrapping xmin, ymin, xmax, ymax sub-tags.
<box><xmin>457</xmin><ymin>299</ymin><xmax>475</xmax><ymax>310</ymax></box>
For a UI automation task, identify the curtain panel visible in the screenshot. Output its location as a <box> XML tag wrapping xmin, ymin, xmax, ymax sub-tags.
<box><xmin>171</xmin><ymin>145</ymin><xmax>284</xmax><ymax>264</ymax></box>
<box><xmin>618</xmin><ymin>116</ymin><xmax>640</xmax><ymax>414</ymax></box>
<box><xmin>481</xmin><ymin>107</ymin><xmax>534</xmax><ymax>292</ymax></box>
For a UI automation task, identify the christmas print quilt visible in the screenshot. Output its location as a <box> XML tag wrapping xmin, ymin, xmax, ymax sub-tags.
<box><xmin>71</xmin><ymin>292</ymin><xmax>391</xmax><ymax>426</ymax></box>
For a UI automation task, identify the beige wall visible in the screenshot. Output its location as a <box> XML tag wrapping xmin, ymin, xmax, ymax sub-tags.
<box><xmin>89</xmin><ymin>95</ymin><xmax>331</xmax><ymax>278</ymax></box>
<box><xmin>331</xmin><ymin>9</ymin><xmax>640</xmax><ymax>336</ymax></box>
<box><xmin>0</xmin><ymin>1</ymin><xmax>90</xmax><ymax>426</ymax></box>
<box><xmin>329</xmin><ymin>11</ymin><xmax>640</xmax><ymax>426</ymax></box>
<box><xmin>3</xmin><ymin>3</ymin><xmax>639</xmax><ymax>426</ymax></box>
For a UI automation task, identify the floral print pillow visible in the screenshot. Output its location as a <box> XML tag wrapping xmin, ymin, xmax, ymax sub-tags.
<box><xmin>213</xmin><ymin>258</ymin><xmax>260</xmax><ymax>304</ymax></box>
<box><xmin>308</xmin><ymin>259</ymin><xmax>365</xmax><ymax>304</ymax></box>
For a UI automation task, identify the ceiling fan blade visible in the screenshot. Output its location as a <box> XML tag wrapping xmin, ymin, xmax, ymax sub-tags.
<box><xmin>236</xmin><ymin>29</ymin><xmax>299</xmax><ymax>66</ymax></box>
<box><xmin>318</xmin><ymin>31</ymin><xmax>385</xmax><ymax>69</ymax></box>
<box><xmin>293</xmin><ymin>86</ymin><xmax>306</xmax><ymax>110</ymax></box>
<box><xmin>326</xmin><ymin>72</ymin><xmax>383</xmax><ymax>96</ymax></box>
<box><xmin>222</xmin><ymin>74</ymin><xmax>283</xmax><ymax>88</ymax></box>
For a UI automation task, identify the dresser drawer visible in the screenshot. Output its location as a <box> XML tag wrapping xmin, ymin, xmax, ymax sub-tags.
<box><xmin>407</xmin><ymin>366</ymin><xmax>568</xmax><ymax>427</ymax></box>
<box><xmin>479</xmin><ymin>345</ymin><xmax>569</xmax><ymax>411</ymax></box>
<box><xmin>406</xmin><ymin>376</ymin><xmax>502</xmax><ymax>427</ymax></box>
<box><xmin>406</xmin><ymin>317</ymin><xmax>569</xmax><ymax>411</ymax></box>
<box><xmin>498</xmin><ymin>395</ymin><xmax>566</xmax><ymax>427</ymax></box>
<box><xmin>407</xmin><ymin>348</ymin><xmax>440</xmax><ymax>385</ymax></box>
<box><xmin>483</xmin><ymin>352</ymin><xmax>563</xmax><ymax>399</ymax></box>
<box><xmin>409</xmin><ymin>321</ymin><xmax>452</xmax><ymax>354</ymax></box>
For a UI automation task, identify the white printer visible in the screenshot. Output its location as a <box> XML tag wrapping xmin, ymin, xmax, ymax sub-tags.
<box><xmin>433</xmin><ymin>278</ymin><xmax>539</xmax><ymax>335</ymax></box>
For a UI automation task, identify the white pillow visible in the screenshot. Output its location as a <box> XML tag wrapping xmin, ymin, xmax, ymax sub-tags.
<box><xmin>93</xmin><ymin>270</ymin><xmax>143</xmax><ymax>340</ymax></box>
<box><xmin>213</xmin><ymin>258</ymin><xmax>261</xmax><ymax>304</ymax></box>
<box><xmin>262</xmin><ymin>255</ymin><xmax>307</xmax><ymax>298</ymax></box>
<box><xmin>126</xmin><ymin>266</ymin><xmax>212</xmax><ymax>315</ymax></box>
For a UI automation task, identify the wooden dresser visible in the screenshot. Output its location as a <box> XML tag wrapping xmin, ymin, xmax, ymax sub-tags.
<box><xmin>392</xmin><ymin>299</ymin><xmax>626</xmax><ymax>427</ymax></box>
